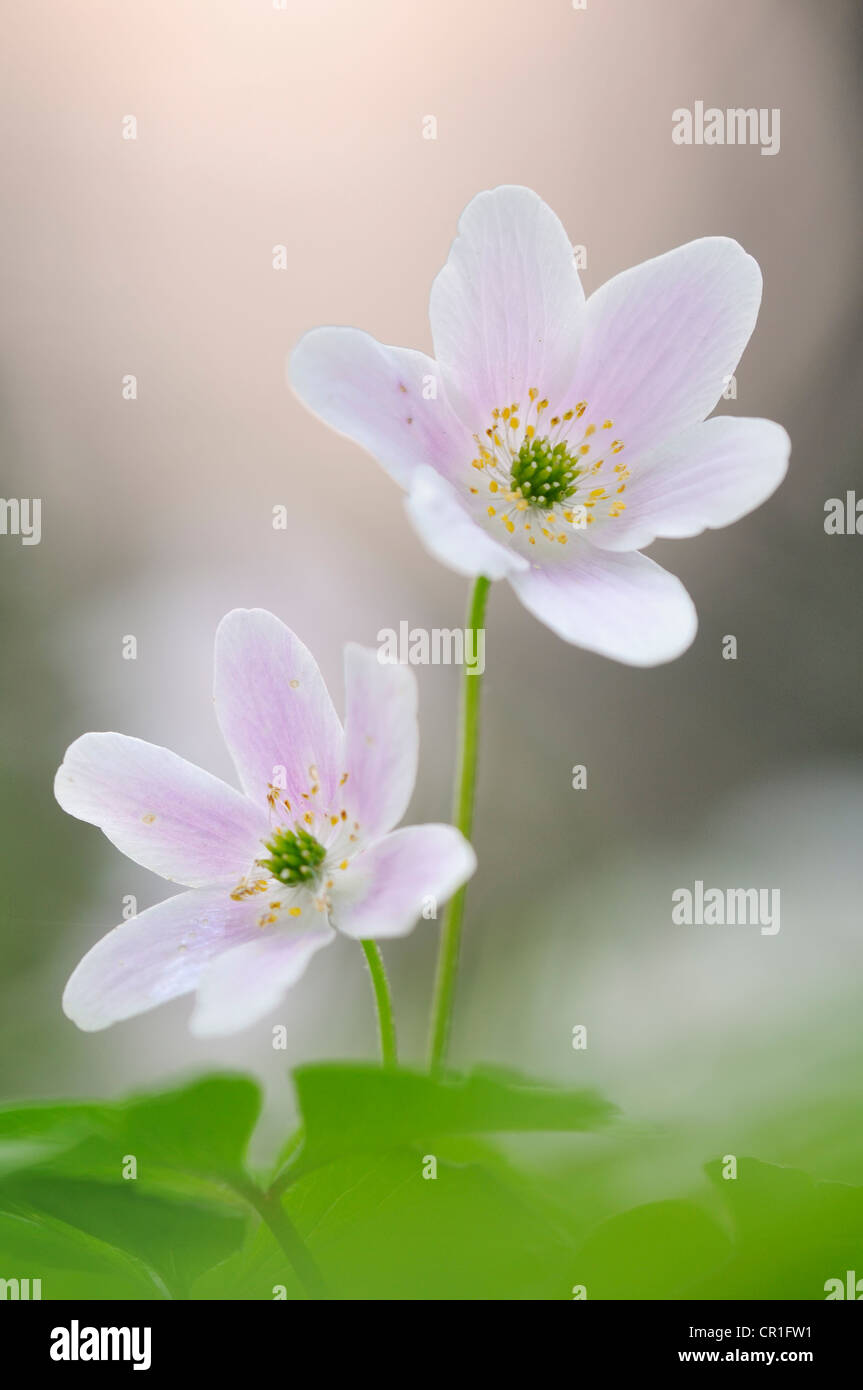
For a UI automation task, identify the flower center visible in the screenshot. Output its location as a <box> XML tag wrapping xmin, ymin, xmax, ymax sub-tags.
<box><xmin>467</xmin><ymin>389</ymin><xmax>628</xmax><ymax>548</ymax></box>
<box><xmin>509</xmin><ymin>436</ymin><xmax>581</xmax><ymax>508</ymax></box>
<box><xmin>259</xmin><ymin>825</ymin><xmax>327</xmax><ymax>886</ymax></box>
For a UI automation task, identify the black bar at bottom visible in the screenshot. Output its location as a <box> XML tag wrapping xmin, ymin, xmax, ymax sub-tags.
<box><xmin>4</xmin><ymin>1298</ymin><xmax>858</xmax><ymax>1372</ymax></box>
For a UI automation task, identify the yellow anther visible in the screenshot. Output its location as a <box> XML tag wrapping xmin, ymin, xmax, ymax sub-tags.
<box><xmin>472</xmin><ymin>459</ymin><xmax>484</xmax><ymax>470</ymax></box>
<box><xmin>525</xmin><ymin>424</ymin><xmax>535</xmax><ymax>439</ymax></box>
<box><xmin>529</xmin><ymin>387</ymin><xmax>538</xmax><ymax>400</ymax></box>
<box><xmin>611</xmin><ymin>440</ymin><xmax>624</xmax><ymax>453</ymax></box>
<box><xmin>589</xmin><ymin>488</ymin><xmax>606</xmax><ymax>500</ymax></box>
<box><xmin>575</xmin><ymin>401</ymin><xmax>587</xmax><ymax>417</ymax></box>
<box><xmin>510</xmin><ymin>416</ymin><xmax>519</xmax><ymax>429</ymax></box>
<box><xmin>488</xmin><ymin>505</ymin><xmax>496</xmax><ymax>518</ymax></box>
<box><xmin>469</xmin><ymin>486</ymin><xmax>478</xmax><ymax>494</ymax></box>
<box><xmin>502</xmin><ymin>407</ymin><xmax>510</xmax><ymax>420</ymax></box>
<box><xmin>584</xmin><ymin>424</ymin><xmax>596</xmax><ymax>437</ymax></box>
<box><xmin>557</xmin><ymin>534</ymin><xmax>568</xmax><ymax>544</ymax></box>
<box><xmin>339</xmin><ymin>860</ymin><xmax>348</xmax><ymax>870</ymax></box>
<box><xmin>489</xmin><ymin>480</ymin><xmax>498</xmax><ymax>493</ymax></box>
<box><xmin>504</xmin><ymin>518</ymin><xmax>515</xmax><ymax>534</ymax></box>
<box><xmin>550</xmin><ymin>416</ymin><xmax>560</xmax><ymax>427</ymax></box>
<box><xmin>289</xmin><ymin>906</ymin><xmax>302</xmax><ymax>917</ymax></box>
<box><xmin>563</xmin><ymin>410</ymin><xmax>574</xmax><ymax>421</ymax></box>
<box><xmin>579</xmin><ymin>445</ymin><xmax>591</xmax><ymax>455</ymax></box>
<box><xmin>603</xmin><ymin>419</ymin><xmax>613</xmax><ymax>429</ymax></box>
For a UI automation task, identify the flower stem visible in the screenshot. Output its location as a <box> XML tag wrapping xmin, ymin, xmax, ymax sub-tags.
<box><xmin>232</xmin><ymin>1177</ymin><xmax>329</xmax><ymax>1299</ymax></box>
<box><xmin>427</xmin><ymin>574</ymin><xmax>491</xmax><ymax>1074</ymax></box>
<box><xmin>360</xmin><ymin>939</ymin><xmax>398</xmax><ymax>1067</ymax></box>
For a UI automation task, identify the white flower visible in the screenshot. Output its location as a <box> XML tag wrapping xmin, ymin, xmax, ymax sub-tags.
<box><xmin>291</xmin><ymin>185</ymin><xmax>789</xmax><ymax>666</ymax></box>
<box><xmin>55</xmin><ymin>609</ymin><xmax>475</xmax><ymax>1036</ymax></box>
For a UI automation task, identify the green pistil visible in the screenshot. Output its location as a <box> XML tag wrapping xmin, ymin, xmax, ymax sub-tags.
<box><xmin>509</xmin><ymin>436</ymin><xmax>580</xmax><ymax>507</ymax></box>
<box><xmin>260</xmin><ymin>825</ymin><xmax>326</xmax><ymax>886</ymax></box>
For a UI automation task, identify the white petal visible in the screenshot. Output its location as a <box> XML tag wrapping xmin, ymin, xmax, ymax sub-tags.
<box><xmin>405</xmin><ymin>466</ymin><xmax>528</xmax><ymax>580</ymax></box>
<box><xmin>430</xmin><ymin>185</ymin><xmax>586</xmax><ymax>429</ymax></box>
<box><xmin>214</xmin><ymin>608</ymin><xmax>343</xmax><ymax>813</ymax></box>
<box><xmin>190</xmin><ymin>925</ymin><xmax>334</xmax><ymax>1036</ymax></box>
<box><xmin>62</xmin><ymin>888</ymin><xmax>264</xmax><ymax>1031</ymax></box>
<box><xmin>589</xmin><ymin>416</ymin><xmax>790</xmax><ymax>552</ymax></box>
<box><xmin>509</xmin><ymin>547</ymin><xmax>698</xmax><ymax>666</ymax></box>
<box><xmin>289</xmin><ymin>327</ymin><xmax>472</xmax><ymax>487</ymax></box>
<box><xmin>54</xmin><ymin>733</ymin><xmax>267</xmax><ymax>888</ymax></box>
<box><xmin>341</xmin><ymin>644</ymin><xmax>418</xmax><ymax>844</ymax></box>
<box><xmin>572</xmin><ymin>238</ymin><xmax>763</xmax><ymax>459</ymax></box>
<box><xmin>333</xmin><ymin>824</ymin><xmax>476</xmax><ymax>940</ymax></box>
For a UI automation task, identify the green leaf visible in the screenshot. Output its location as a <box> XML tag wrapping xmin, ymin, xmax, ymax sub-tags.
<box><xmin>0</xmin><ymin>1204</ymin><xmax>171</xmax><ymax>1300</ymax></box>
<box><xmin>694</xmin><ymin>1156</ymin><xmax>863</xmax><ymax>1299</ymax></box>
<box><xmin>571</xmin><ymin>1199</ymin><xmax>731</xmax><ymax>1299</ymax></box>
<box><xmin>285</xmin><ymin>1062</ymin><xmax>617</xmax><ymax>1177</ymax></box>
<box><xmin>0</xmin><ymin>1074</ymin><xmax>260</xmax><ymax>1185</ymax></box>
<box><xmin>0</xmin><ymin>1172</ymin><xmax>247</xmax><ymax>1297</ymax></box>
<box><xmin>197</xmin><ymin>1149</ymin><xmax>580</xmax><ymax>1301</ymax></box>
<box><xmin>0</xmin><ymin>1075</ymin><xmax>261</xmax><ymax>1297</ymax></box>
<box><xmin>0</xmin><ymin>1101</ymin><xmax>112</xmax><ymax>1179</ymax></box>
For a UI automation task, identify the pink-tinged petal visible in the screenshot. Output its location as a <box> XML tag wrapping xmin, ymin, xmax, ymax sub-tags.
<box><xmin>190</xmin><ymin>925</ymin><xmax>334</xmax><ymax>1036</ymax></box>
<box><xmin>571</xmin><ymin>238</ymin><xmax>763</xmax><ymax>459</ymax></box>
<box><xmin>590</xmin><ymin>416</ymin><xmax>791</xmax><ymax>553</ymax></box>
<box><xmin>214</xmin><ymin>609</ymin><xmax>343</xmax><ymax>814</ymax></box>
<box><xmin>54</xmin><ymin>733</ymin><xmax>267</xmax><ymax>888</ymax></box>
<box><xmin>62</xmin><ymin>888</ymin><xmax>265</xmax><ymax>1031</ymax></box>
<box><xmin>289</xmin><ymin>327</ymin><xmax>472</xmax><ymax>487</ymax></box>
<box><xmin>333</xmin><ymin>824</ymin><xmax>476</xmax><ymax>940</ymax></box>
<box><xmin>430</xmin><ymin>185</ymin><xmax>586</xmax><ymax>430</ymax></box>
<box><xmin>405</xmin><ymin>466</ymin><xmax>529</xmax><ymax>580</ymax></box>
<box><xmin>509</xmin><ymin>547</ymin><xmax>697</xmax><ymax>666</ymax></box>
<box><xmin>341</xmin><ymin>644</ymin><xmax>417</xmax><ymax>844</ymax></box>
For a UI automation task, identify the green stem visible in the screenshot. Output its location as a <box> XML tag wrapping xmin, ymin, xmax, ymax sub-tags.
<box><xmin>427</xmin><ymin>574</ymin><xmax>491</xmax><ymax>1074</ymax></box>
<box><xmin>360</xmin><ymin>939</ymin><xmax>398</xmax><ymax>1067</ymax></box>
<box><xmin>232</xmin><ymin>1177</ymin><xmax>329</xmax><ymax>1299</ymax></box>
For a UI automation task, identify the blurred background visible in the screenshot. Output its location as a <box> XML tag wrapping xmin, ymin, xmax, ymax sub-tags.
<box><xmin>1</xmin><ymin>0</ymin><xmax>862</xmax><ymax>1208</ymax></box>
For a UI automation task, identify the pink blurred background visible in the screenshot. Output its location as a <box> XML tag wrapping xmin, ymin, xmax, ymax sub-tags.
<box><xmin>2</xmin><ymin>0</ymin><xmax>862</xmax><ymax>1162</ymax></box>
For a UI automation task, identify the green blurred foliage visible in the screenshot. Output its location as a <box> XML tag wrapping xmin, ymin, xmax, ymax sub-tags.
<box><xmin>2</xmin><ymin>1065</ymin><xmax>862</xmax><ymax>1300</ymax></box>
